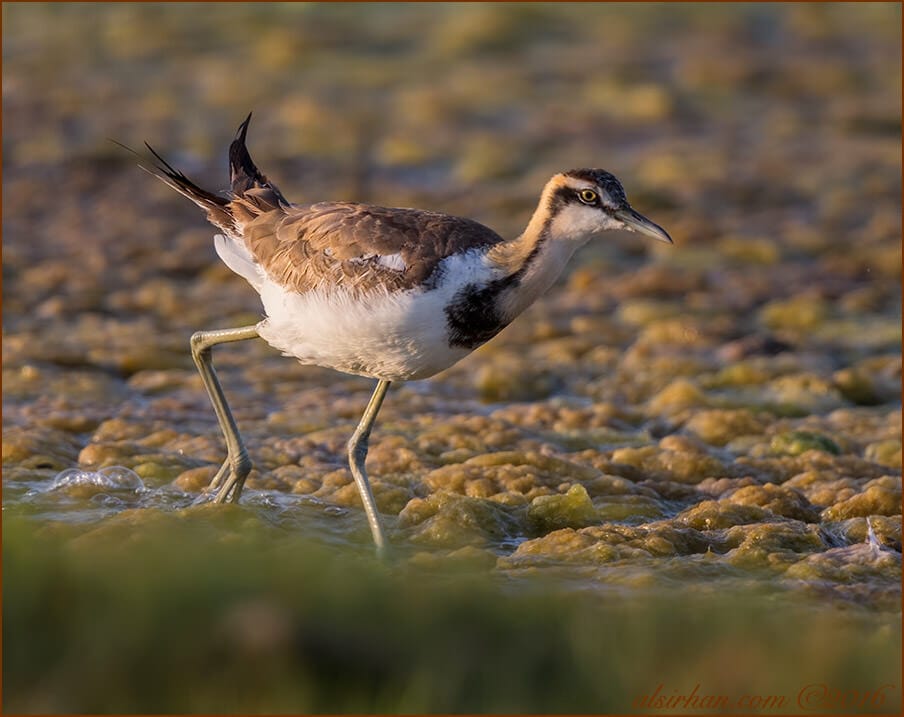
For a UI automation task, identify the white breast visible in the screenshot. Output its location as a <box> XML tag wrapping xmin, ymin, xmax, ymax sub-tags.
<box><xmin>254</xmin><ymin>250</ymin><xmax>495</xmax><ymax>381</ymax></box>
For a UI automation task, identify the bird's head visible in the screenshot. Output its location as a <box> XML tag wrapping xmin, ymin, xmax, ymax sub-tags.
<box><xmin>543</xmin><ymin>168</ymin><xmax>672</xmax><ymax>244</ymax></box>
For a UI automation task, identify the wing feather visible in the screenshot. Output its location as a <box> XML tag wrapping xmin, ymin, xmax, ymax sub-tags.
<box><xmin>236</xmin><ymin>202</ymin><xmax>505</xmax><ymax>295</ymax></box>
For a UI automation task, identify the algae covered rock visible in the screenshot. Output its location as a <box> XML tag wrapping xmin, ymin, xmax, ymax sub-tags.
<box><xmin>821</xmin><ymin>477</ymin><xmax>902</xmax><ymax>520</ymax></box>
<box><xmin>725</xmin><ymin>521</ymin><xmax>827</xmax><ymax>567</ymax></box>
<box><xmin>502</xmin><ymin>522</ymin><xmax>712</xmax><ymax>567</ymax></box>
<box><xmin>611</xmin><ymin>441</ymin><xmax>727</xmax><ymax>485</ymax></box>
<box><xmin>758</xmin><ymin>294</ymin><xmax>828</xmax><ymax>332</ymax></box>
<box><xmin>675</xmin><ymin>500</ymin><xmax>772</xmax><ymax>531</ymax></box>
<box><xmin>784</xmin><ymin>544</ymin><xmax>901</xmax><ymax>589</ymax></box>
<box><xmin>726</xmin><ymin>483</ymin><xmax>821</xmax><ymax>523</ymax></box>
<box><xmin>397</xmin><ymin>491</ymin><xmax>523</xmax><ymax>548</ymax></box>
<box><xmin>769</xmin><ymin>431</ymin><xmax>840</xmax><ymax>457</ymax></box>
<box><xmin>685</xmin><ymin>409</ymin><xmax>768</xmax><ymax>447</ymax></box>
<box><xmin>527</xmin><ymin>484</ymin><xmax>598</xmax><ymax>533</ymax></box>
<box><xmin>422</xmin><ymin>451</ymin><xmax>601</xmax><ymax>501</ymax></box>
<box><xmin>864</xmin><ymin>440</ymin><xmax>902</xmax><ymax>469</ymax></box>
<box><xmin>647</xmin><ymin>378</ymin><xmax>709</xmax><ymax>415</ymax></box>
<box><xmin>1</xmin><ymin>426</ymin><xmax>83</xmax><ymax>474</ymax></box>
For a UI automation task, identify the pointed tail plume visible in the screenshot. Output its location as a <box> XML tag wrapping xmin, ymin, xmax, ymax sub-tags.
<box><xmin>228</xmin><ymin>112</ymin><xmax>288</xmax><ymax>204</ymax></box>
<box><xmin>121</xmin><ymin>139</ymin><xmax>236</xmax><ymax>233</ymax></box>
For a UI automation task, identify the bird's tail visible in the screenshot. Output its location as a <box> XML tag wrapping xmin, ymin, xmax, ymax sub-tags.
<box><xmin>132</xmin><ymin>140</ymin><xmax>237</xmax><ymax>233</ymax></box>
<box><xmin>119</xmin><ymin>112</ymin><xmax>288</xmax><ymax>234</ymax></box>
<box><xmin>229</xmin><ymin>112</ymin><xmax>288</xmax><ymax>205</ymax></box>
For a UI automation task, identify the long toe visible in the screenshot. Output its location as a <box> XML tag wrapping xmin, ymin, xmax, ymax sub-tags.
<box><xmin>208</xmin><ymin>459</ymin><xmax>230</xmax><ymax>490</ymax></box>
<box><xmin>213</xmin><ymin>469</ymin><xmax>247</xmax><ymax>504</ymax></box>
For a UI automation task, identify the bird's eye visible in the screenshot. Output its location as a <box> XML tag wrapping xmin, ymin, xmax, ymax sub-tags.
<box><xmin>578</xmin><ymin>189</ymin><xmax>598</xmax><ymax>204</ymax></box>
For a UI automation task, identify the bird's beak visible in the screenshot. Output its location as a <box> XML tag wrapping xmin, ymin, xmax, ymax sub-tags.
<box><xmin>614</xmin><ymin>206</ymin><xmax>673</xmax><ymax>244</ymax></box>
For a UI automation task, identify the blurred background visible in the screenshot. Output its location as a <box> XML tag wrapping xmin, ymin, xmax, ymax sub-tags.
<box><xmin>3</xmin><ymin>2</ymin><xmax>901</xmax><ymax>713</ymax></box>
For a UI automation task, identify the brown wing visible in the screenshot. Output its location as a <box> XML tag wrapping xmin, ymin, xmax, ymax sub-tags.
<box><xmin>239</xmin><ymin>201</ymin><xmax>505</xmax><ymax>294</ymax></box>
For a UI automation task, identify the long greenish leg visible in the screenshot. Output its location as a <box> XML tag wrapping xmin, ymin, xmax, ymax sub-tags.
<box><xmin>190</xmin><ymin>325</ymin><xmax>260</xmax><ymax>504</ymax></box>
<box><xmin>347</xmin><ymin>379</ymin><xmax>391</xmax><ymax>557</ymax></box>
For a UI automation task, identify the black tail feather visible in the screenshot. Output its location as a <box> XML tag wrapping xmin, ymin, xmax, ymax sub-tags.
<box><xmin>228</xmin><ymin>112</ymin><xmax>288</xmax><ymax>203</ymax></box>
<box><xmin>229</xmin><ymin>112</ymin><xmax>263</xmax><ymax>192</ymax></box>
<box><xmin>144</xmin><ymin>142</ymin><xmax>229</xmax><ymax>205</ymax></box>
<box><xmin>113</xmin><ymin>137</ymin><xmax>235</xmax><ymax>231</ymax></box>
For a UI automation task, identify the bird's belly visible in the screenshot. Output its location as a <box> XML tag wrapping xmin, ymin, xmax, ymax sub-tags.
<box><xmin>255</xmin><ymin>280</ymin><xmax>472</xmax><ymax>381</ymax></box>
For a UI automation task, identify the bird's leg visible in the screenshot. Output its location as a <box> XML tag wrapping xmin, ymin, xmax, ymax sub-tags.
<box><xmin>190</xmin><ymin>325</ymin><xmax>260</xmax><ymax>504</ymax></box>
<box><xmin>347</xmin><ymin>379</ymin><xmax>391</xmax><ymax>557</ymax></box>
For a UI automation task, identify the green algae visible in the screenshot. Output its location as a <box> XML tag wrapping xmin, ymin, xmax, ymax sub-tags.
<box><xmin>527</xmin><ymin>483</ymin><xmax>598</xmax><ymax>532</ymax></box>
<box><xmin>784</xmin><ymin>544</ymin><xmax>901</xmax><ymax>596</ymax></box>
<box><xmin>722</xmin><ymin>522</ymin><xmax>829</xmax><ymax>574</ymax></box>
<box><xmin>725</xmin><ymin>483</ymin><xmax>821</xmax><ymax>523</ymax></box>
<box><xmin>865</xmin><ymin>439</ymin><xmax>903</xmax><ymax>469</ymax></box>
<box><xmin>821</xmin><ymin>478</ymin><xmax>903</xmax><ymax>520</ymax></box>
<box><xmin>685</xmin><ymin>408</ymin><xmax>769</xmax><ymax>446</ymax></box>
<box><xmin>676</xmin><ymin>500</ymin><xmax>773</xmax><ymax>531</ymax></box>
<box><xmin>770</xmin><ymin>430</ymin><xmax>841</xmax><ymax>457</ymax></box>
<box><xmin>397</xmin><ymin>490</ymin><xmax>524</xmax><ymax>548</ymax></box>
<box><xmin>611</xmin><ymin>443</ymin><xmax>728</xmax><ymax>485</ymax></box>
<box><xmin>758</xmin><ymin>295</ymin><xmax>829</xmax><ymax>332</ymax></box>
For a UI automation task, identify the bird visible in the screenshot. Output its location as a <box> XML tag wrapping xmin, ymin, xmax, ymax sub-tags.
<box><xmin>138</xmin><ymin>113</ymin><xmax>672</xmax><ymax>556</ymax></box>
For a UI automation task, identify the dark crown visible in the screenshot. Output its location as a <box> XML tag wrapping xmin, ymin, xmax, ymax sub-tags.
<box><xmin>565</xmin><ymin>168</ymin><xmax>628</xmax><ymax>207</ymax></box>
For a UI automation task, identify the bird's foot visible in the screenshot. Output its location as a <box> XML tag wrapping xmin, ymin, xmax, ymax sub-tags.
<box><xmin>192</xmin><ymin>455</ymin><xmax>250</xmax><ymax>505</ymax></box>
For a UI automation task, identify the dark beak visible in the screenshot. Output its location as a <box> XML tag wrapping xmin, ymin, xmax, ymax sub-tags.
<box><xmin>614</xmin><ymin>206</ymin><xmax>673</xmax><ymax>244</ymax></box>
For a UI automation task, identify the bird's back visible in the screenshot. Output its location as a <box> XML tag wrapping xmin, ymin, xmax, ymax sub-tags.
<box><xmin>228</xmin><ymin>200</ymin><xmax>505</xmax><ymax>296</ymax></box>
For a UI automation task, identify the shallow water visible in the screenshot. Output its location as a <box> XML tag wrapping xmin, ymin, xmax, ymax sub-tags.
<box><xmin>2</xmin><ymin>3</ymin><xmax>902</xmax><ymax>711</ymax></box>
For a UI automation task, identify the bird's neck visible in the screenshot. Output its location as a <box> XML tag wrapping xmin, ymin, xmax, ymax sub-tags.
<box><xmin>486</xmin><ymin>178</ymin><xmax>592</xmax><ymax>320</ymax></box>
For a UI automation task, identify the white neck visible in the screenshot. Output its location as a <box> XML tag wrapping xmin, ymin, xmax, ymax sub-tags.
<box><xmin>487</xmin><ymin>175</ymin><xmax>602</xmax><ymax>322</ymax></box>
<box><xmin>496</xmin><ymin>238</ymin><xmax>581</xmax><ymax>319</ymax></box>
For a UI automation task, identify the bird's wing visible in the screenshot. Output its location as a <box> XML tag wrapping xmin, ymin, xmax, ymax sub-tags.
<box><xmin>237</xmin><ymin>202</ymin><xmax>506</xmax><ymax>294</ymax></box>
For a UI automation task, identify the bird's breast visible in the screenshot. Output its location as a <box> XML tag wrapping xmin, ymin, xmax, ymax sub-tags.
<box><xmin>254</xmin><ymin>250</ymin><xmax>499</xmax><ymax>381</ymax></box>
<box><xmin>443</xmin><ymin>273</ymin><xmax>520</xmax><ymax>350</ymax></box>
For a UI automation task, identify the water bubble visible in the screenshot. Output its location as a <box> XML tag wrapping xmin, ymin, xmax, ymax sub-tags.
<box><xmin>90</xmin><ymin>492</ymin><xmax>126</xmax><ymax>508</ymax></box>
<box><xmin>49</xmin><ymin>465</ymin><xmax>144</xmax><ymax>492</ymax></box>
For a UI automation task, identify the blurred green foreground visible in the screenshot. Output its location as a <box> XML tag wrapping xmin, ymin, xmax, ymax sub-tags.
<box><xmin>4</xmin><ymin>512</ymin><xmax>900</xmax><ymax>714</ymax></box>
